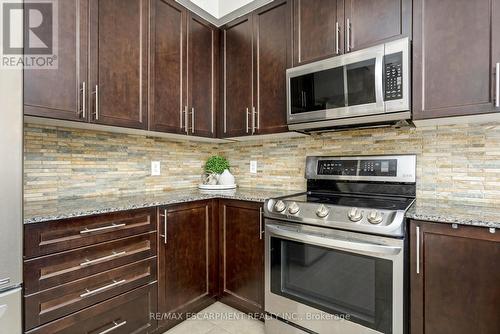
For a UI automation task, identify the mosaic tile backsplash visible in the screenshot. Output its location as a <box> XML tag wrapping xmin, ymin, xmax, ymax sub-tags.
<box><xmin>24</xmin><ymin>124</ymin><xmax>217</xmax><ymax>201</ymax></box>
<box><xmin>25</xmin><ymin>122</ymin><xmax>500</xmax><ymax>204</ymax></box>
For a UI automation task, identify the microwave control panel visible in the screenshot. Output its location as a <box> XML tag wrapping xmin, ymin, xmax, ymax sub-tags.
<box><xmin>384</xmin><ymin>52</ymin><xmax>403</xmax><ymax>101</ymax></box>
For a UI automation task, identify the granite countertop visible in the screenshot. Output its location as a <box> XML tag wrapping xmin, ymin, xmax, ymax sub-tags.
<box><xmin>406</xmin><ymin>199</ymin><xmax>500</xmax><ymax>229</ymax></box>
<box><xmin>24</xmin><ymin>187</ymin><xmax>303</xmax><ymax>224</ymax></box>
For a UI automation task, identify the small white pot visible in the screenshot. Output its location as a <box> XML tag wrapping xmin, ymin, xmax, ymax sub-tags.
<box><xmin>218</xmin><ymin>169</ymin><xmax>235</xmax><ymax>185</ymax></box>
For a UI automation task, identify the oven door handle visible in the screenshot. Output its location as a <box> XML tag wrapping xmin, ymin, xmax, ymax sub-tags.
<box><xmin>266</xmin><ymin>224</ymin><xmax>402</xmax><ymax>256</ymax></box>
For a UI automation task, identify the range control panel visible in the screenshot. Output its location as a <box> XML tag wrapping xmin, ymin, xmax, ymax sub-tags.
<box><xmin>317</xmin><ymin>159</ymin><xmax>397</xmax><ymax>177</ymax></box>
<box><xmin>384</xmin><ymin>52</ymin><xmax>403</xmax><ymax>101</ymax></box>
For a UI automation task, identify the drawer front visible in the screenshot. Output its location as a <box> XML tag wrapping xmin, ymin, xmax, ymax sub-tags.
<box><xmin>25</xmin><ymin>257</ymin><xmax>157</xmax><ymax>330</ymax></box>
<box><xmin>24</xmin><ymin>233</ymin><xmax>157</xmax><ymax>294</ymax></box>
<box><xmin>26</xmin><ymin>283</ymin><xmax>157</xmax><ymax>334</ymax></box>
<box><xmin>25</xmin><ymin>208</ymin><xmax>157</xmax><ymax>259</ymax></box>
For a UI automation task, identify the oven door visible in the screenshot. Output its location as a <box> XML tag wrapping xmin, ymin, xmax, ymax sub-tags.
<box><xmin>286</xmin><ymin>44</ymin><xmax>385</xmax><ymax>125</ymax></box>
<box><xmin>265</xmin><ymin>220</ymin><xmax>404</xmax><ymax>334</ymax></box>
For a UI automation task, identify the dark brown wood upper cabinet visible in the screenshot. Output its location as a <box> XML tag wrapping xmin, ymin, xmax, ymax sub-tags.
<box><xmin>89</xmin><ymin>0</ymin><xmax>149</xmax><ymax>129</ymax></box>
<box><xmin>344</xmin><ymin>0</ymin><xmax>411</xmax><ymax>52</ymax></box>
<box><xmin>293</xmin><ymin>0</ymin><xmax>341</xmax><ymax>66</ymax></box>
<box><xmin>157</xmin><ymin>201</ymin><xmax>218</xmax><ymax>331</ymax></box>
<box><xmin>150</xmin><ymin>0</ymin><xmax>186</xmax><ymax>134</ymax></box>
<box><xmin>219</xmin><ymin>200</ymin><xmax>264</xmax><ymax>314</ymax></box>
<box><xmin>187</xmin><ymin>13</ymin><xmax>219</xmax><ymax>138</ymax></box>
<box><xmin>410</xmin><ymin>221</ymin><xmax>500</xmax><ymax>334</ymax></box>
<box><xmin>150</xmin><ymin>1</ymin><xmax>218</xmax><ymax>137</ymax></box>
<box><xmin>253</xmin><ymin>0</ymin><xmax>291</xmax><ymax>135</ymax></box>
<box><xmin>222</xmin><ymin>1</ymin><xmax>291</xmax><ymax>138</ymax></box>
<box><xmin>413</xmin><ymin>0</ymin><xmax>500</xmax><ymax>120</ymax></box>
<box><xmin>24</xmin><ymin>0</ymin><xmax>88</xmax><ymax>122</ymax></box>
<box><xmin>222</xmin><ymin>15</ymin><xmax>254</xmax><ymax>138</ymax></box>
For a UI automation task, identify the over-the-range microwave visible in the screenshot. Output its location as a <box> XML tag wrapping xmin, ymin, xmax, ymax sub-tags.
<box><xmin>286</xmin><ymin>37</ymin><xmax>410</xmax><ymax>131</ymax></box>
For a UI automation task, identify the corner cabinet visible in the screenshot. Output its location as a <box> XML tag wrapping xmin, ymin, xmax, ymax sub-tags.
<box><xmin>222</xmin><ymin>0</ymin><xmax>291</xmax><ymax>138</ymax></box>
<box><xmin>413</xmin><ymin>0</ymin><xmax>500</xmax><ymax>120</ymax></box>
<box><xmin>219</xmin><ymin>200</ymin><xmax>264</xmax><ymax>314</ymax></box>
<box><xmin>157</xmin><ymin>201</ymin><xmax>219</xmax><ymax>332</ymax></box>
<box><xmin>150</xmin><ymin>0</ymin><xmax>219</xmax><ymax>138</ymax></box>
<box><xmin>410</xmin><ymin>221</ymin><xmax>500</xmax><ymax>334</ymax></box>
<box><xmin>292</xmin><ymin>0</ymin><xmax>411</xmax><ymax>66</ymax></box>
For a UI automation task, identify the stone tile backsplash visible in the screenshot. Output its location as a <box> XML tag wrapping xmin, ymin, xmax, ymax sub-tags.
<box><xmin>25</xmin><ymin>122</ymin><xmax>500</xmax><ymax>204</ymax></box>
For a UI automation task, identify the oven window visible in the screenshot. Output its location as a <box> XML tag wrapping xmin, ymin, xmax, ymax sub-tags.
<box><xmin>290</xmin><ymin>66</ymin><xmax>346</xmax><ymax>114</ymax></box>
<box><xmin>346</xmin><ymin>58</ymin><xmax>376</xmax><ymax>106</ymax></box>
<box><xmin>270</xmin><ymin>237</ymin><xmax>393</xmax><ymax>334</ymax></box>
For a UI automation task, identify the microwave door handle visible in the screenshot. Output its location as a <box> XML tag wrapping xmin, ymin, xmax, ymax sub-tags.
<box><xmin>266</xmin><ymin>225</ymin><xmax>402</xmax><ymax>256</ymax></box>
<box><xmin>375</xmin><ymin>53</ymin><xmax>385</xmax><ymax>108</ymax></box>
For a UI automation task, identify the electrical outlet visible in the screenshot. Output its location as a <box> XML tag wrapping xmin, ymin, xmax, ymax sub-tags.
<box><xmin>151</xmin><ymin>161</ymin><xmax>161</xmax><ymax>176</ymax></box>
<box><xmin>250</xmin><ymin>161</ymin><xmax>257</xmax><ymax>174</ymax></box>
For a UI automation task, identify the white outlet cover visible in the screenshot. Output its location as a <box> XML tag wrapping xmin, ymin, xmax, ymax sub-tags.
<box><xmin>151</xmin><ymin>161</ymin><xmax>161</xmax><ymax>176</ymax></box>
<box><xmin>250</xmin><ymin>161</ymin><xmax>257</xmax><ymax>174</ymax></box>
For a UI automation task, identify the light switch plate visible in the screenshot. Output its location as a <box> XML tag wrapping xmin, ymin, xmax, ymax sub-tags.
<box><xmin>250</xmin><ymin>161</ymin><xmax>257</xmax><ymax>174</ymax></box>
<box><xmin>151</xmin><ymin>161</ymin><xmax>161</xmax><ymax>176</ymax></box>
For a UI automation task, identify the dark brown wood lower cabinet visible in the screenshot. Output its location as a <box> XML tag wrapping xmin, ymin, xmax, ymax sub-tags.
<box><xmin>26</xmin><ymin>283</ymin><xmax>157</xmax><ymax>334</ymax></box>
<box><xmin>157</xmin><ymin>200</ymin><xmax>219</xmax><ymax>331</ymax></box>
<box><xmin>219</xmin><ymin>200</ymin><xmax>264</xmax><ymax>314</ymax></box>
<box><xmin>410</xmin><ymin>221</ymin><xmax>500</xmax><ymax>334</ymax></box>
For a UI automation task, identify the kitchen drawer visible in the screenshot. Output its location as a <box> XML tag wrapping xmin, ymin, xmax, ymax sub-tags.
<box><xmin>24</xmin><ymin>232</ymin><xmax>157</xmax><ymax>294</ymax></box>
<box><xmin>25</xmin><ymin>257</ymin><xmax>157</xmax><ymax>330</ymax></box>
<box><xmin>25</xmin><ymin>208</ymin><xmax>157</xmax><ymax>259</ymax></box>
<box><xmin>26</xmin><ymin>283</ymin><xmax>157</xmax><ymax>334</ymax></box>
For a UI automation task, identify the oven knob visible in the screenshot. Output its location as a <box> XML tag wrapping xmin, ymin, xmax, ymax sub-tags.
<box><xmin>347</xmin><ymin>208</ymin><xmax>363</xmax><ymax>222</ymax></box>
<box><xmin>274</xmin><ymin>200</ymin><xmax>286</xmax><ymax>213</ymax></box>
<box><xmin>288</xmin><ymin>202</ymin><xmax>300</xmax><ymax>215</ymax></box>
<box><xmin>368</xmin><ymin>211</ymin><xmax>384</xmax><ymax>224</ymax></box>
<box><xmin>316</xmin><ymin>205</ymin><xmax>330</xmax><ymax>218</ymax></box>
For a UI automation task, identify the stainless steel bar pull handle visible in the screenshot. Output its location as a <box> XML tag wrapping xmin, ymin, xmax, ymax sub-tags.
<box><xmin>191</xmin><ymin>107</ymin><xmax>195</xmax><ymax>133</ymax></box>
<box><xmin>80</xmin><ymin>251</ymin><xmax>126</xmax><ymax>267</ymax></box>
<box><xmin>496</xmin><ymin>62</ymin><xmax>499</xmax><ymax>108</ymax></box>
<box><xmin>80</xmin><ymin>223</ymin><xmax>126</xmax><ymax>234</ymax></box>
<box><xmin>160</xmin><ymin>209</ymin><xmax>167</xmax><ymax>244</ymax></box>
<box><xmin>94</xmin><ymin>85</ymin><xmax>99</xmax><ymax>120</ymax></box>
<box><xmin>80</xmin><ymin>279</ymin><xmax>126</xmax><ymax>298</ymax></box>
<box><xmin>252</xmin><ymin>106</ymin><xmax>256</xmax><ymax>134</ymax></box>
<box><xmin>184</xmin><ymin>106</ymin><xmax>189</xmax><ymax>134</ymax></box>
<box><xmin>97</xmin><ymin>321</ymin><xmax>127</xmax><ymax>334</ymax></box>
<box><xmin>81</xmin><ymin>81</ymin><xmax>86</xmax><ymax>118</ymax></box>
<box><xmin>246</xmin><ymin>108</ymin><xmax>250</xmax><ymax>133</ymax></box>
<box><xmin>259</xmin><ymin>207</ymin><xmax>264</xmax><ymax>240</ymax></box>
<box><xmin>416</xmin><ymin>226</ymin><xmax>420</xmax><ymax>275</ymax></box>
<box><xmin>335</xmin><ymin>22</ymin><xmax>340</xmax><ymax>55</ymax></box>
<box><xmin>346</xmin><ymin>18</ymin><xmax>351</xmax><ymax>52</ymax></box>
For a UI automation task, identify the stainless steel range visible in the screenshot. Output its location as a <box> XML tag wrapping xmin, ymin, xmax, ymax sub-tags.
<box><xmin>264</xmin><ymin>155</ymin><xmax>416</xmax><ymax>334</ymax></box>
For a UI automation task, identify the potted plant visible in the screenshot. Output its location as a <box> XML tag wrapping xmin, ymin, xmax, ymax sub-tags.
<box><xmin>202</xmin><ymin>155</ymin><xmax>235</xmax><ymax>187</ymax></box>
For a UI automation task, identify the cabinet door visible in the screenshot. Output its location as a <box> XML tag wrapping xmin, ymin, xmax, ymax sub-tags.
<box><xmin>344</xmin><ymin>0</ymin><xmax>411</xmax><ymax>52</ymax></box>
<box><xmin>410</xmin><ymin>221</ymin><xmax>500</xmax><ymax>334</ymax></box>
<box><xmin>253</xmin><ymin>0</ymin><xmax>291</xmax><ymax>135</ymax></box>
<box><xmin>187</xmin><ymin>13</ymin><xmax>218</xmax><ymax>138</ymax></box>
<box><xmin>293</xmin><ymin>0</ymin><xmax>341</xmax><ymax>66</ymax></box>
<box><xmin>222</xmin><ymin>15</ymin><xmax>253</xmax><ymax>138</ymax></box>
<box><xmin>24</xmin><ymin>0</ymin><xmax>88</xmax><ymax>122</ymax></box>
<box><xmin>157</xmin><ymin>201</ymin><xmax>218</xmax><ymax>330</ymax></box>
<box><xmin>150</xmin><ymin>0</ymin><xmax>187</xmax><ymax>134</ymax></box>
<box><xmin>413</xmin><ymin>0</ymin><xmax>500</xmax><ymax>119</ymax></box>
<box><xmin>89</xmin><ymin>0</ymin><xmax>148</xmax><ymax>129</ymax></box>
<box><xmin>220</xmin><ymin>200</ymin><xmax>264</xmax><ymax>314</ymax></box>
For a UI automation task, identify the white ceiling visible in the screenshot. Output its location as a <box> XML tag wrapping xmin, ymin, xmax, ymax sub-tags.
<box><xmin>189</xmin><ymin>0</ymin><xmax>255</xmax><ymax>18</ymax></box>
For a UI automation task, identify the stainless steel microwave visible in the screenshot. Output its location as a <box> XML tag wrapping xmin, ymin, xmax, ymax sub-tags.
<box><xmin>286</xmin><ymin>38</ymin><xmax>410</xmax><ymax>131</ymax></box>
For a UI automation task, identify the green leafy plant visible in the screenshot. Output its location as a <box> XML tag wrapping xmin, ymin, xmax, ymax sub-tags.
<box><xmin>205</xmin><ymin>155</ymin><xmax>230</xmax><ymax>175</ymax></box>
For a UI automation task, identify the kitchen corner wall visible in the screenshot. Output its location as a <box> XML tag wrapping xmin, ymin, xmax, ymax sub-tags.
<box><xmin>24</xmin><ymin>123</ymin><xmax>217</xmax><ymax>202</ymax></box>
<box><xmin>24</xmin><ymin>122</ymin><xmax>500</xmax><ymax>205</ymax></box>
